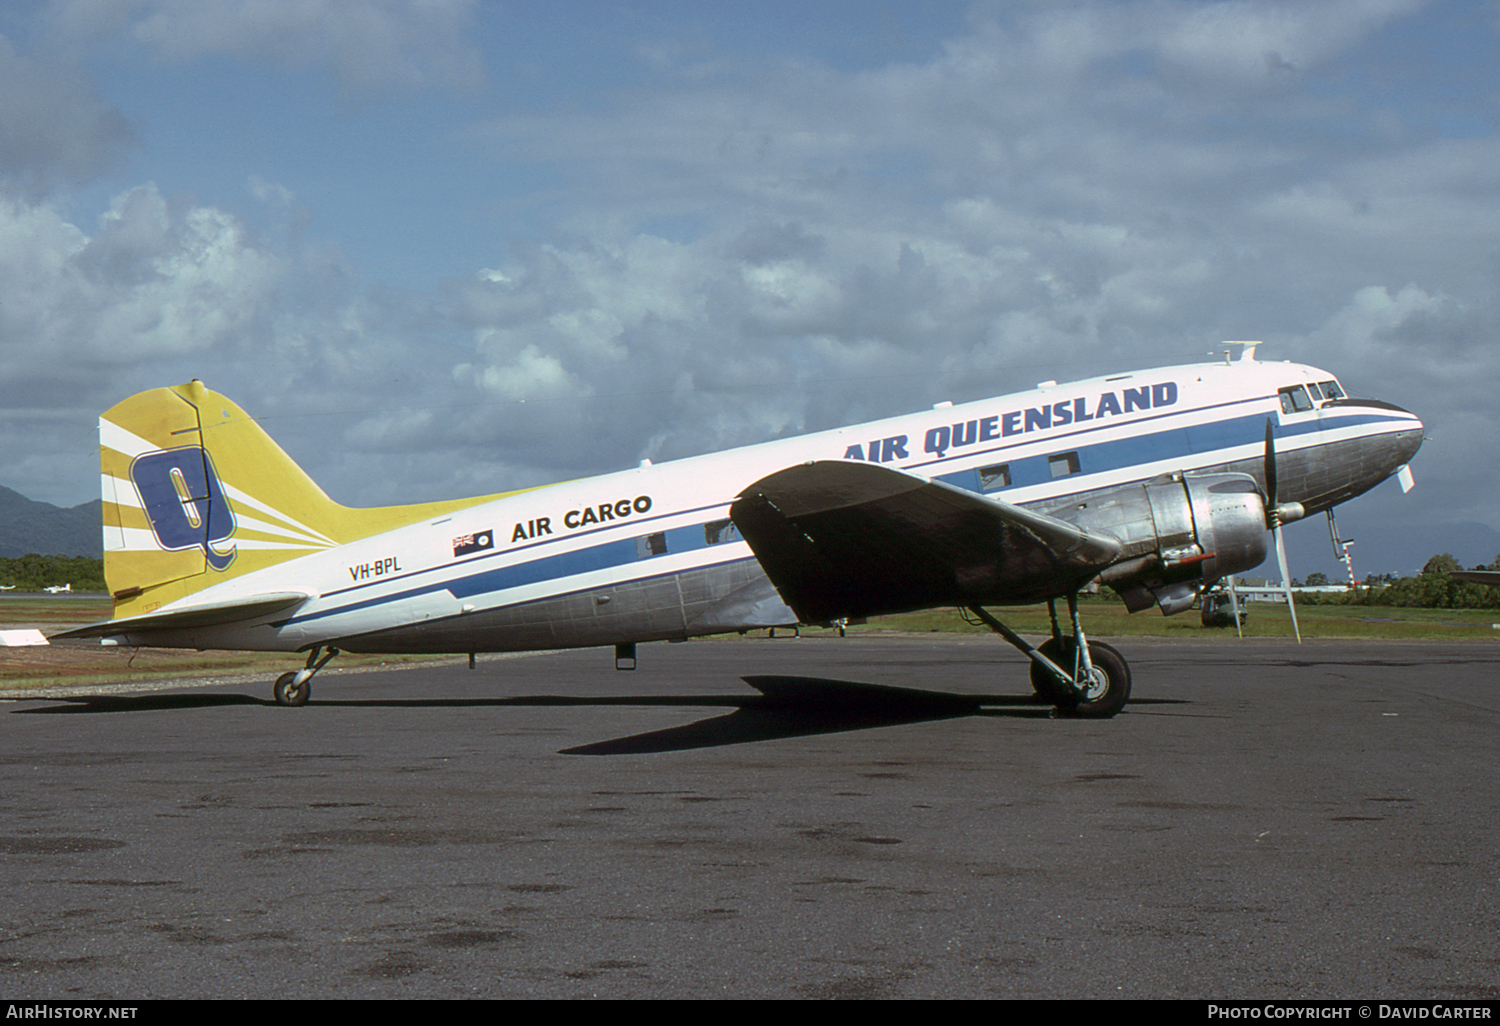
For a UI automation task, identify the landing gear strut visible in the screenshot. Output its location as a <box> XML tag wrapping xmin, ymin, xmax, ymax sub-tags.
<box><xmin>966</xmin><ymin>594</ymin><xmax>1132</xmax><ymax>718</ymax></box>
<box><xmin>273</xmin><ymin>645</ymin><xmax>339</xmax><ymax>707</ymax></box>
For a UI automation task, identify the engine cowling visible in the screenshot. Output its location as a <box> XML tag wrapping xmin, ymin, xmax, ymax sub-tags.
<box><xmin>1060</xmin><ymin>472</ymin><xmax>1270</xmax><ymax>615</ymax></box>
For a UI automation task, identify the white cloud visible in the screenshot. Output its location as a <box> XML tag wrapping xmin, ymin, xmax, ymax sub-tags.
<box><xmin>0</xmin><ymin>184</ymin><xmax>280</xmax><ymax>372</ymax></box>
<box><xmin>1319</xmin><ymin>284</ymin><xmax>1449</xmax><ymax>347</ymax></box>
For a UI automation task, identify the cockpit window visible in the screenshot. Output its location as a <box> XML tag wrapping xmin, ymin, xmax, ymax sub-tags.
<box><xmin>1306</xmin><ymin>381</ymin><xmax>1324</xmax><ymax>400</ymax></box>
<box><xmin>1278</xmin><ymin>385</ymin><xmax>1314</xmax><ymax>414</ymax></box>
<box><xmin>1318</xmin><ymin>380</ymin><xmax>1345</xmax><ymax>400</ymax></box>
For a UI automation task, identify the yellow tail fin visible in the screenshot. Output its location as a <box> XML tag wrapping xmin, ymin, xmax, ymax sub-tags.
<box><xmin>99</xmin><ymin>381</ymin><xmax>506</xmax><ymax>618</ymax></box>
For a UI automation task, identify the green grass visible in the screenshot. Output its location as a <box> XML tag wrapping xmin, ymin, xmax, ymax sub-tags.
<box><xmin>855</xmin><ymin>599</ymin><xmax>1500</xmax><ymax>641</ymax></box>
<box><xmin>0</xmin><ymin>596</ymin><xmax>113</xmax><ymax>625</ymax></box>
<box><xmin>5</xmin><ymin>594</ymin><xmax>1495</xmax><ymax>693</ymax></box>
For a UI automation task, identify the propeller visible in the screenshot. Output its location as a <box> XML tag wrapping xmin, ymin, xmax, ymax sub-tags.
<box><xmin>1264</xmin><ymin>419</ymin><xmax>1302</xmax><ymax>644</ymax></box>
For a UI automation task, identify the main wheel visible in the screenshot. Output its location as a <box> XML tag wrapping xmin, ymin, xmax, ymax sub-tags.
<box><xmin>1029</xmin><ymin>639</ymin><xmax>1131</xmax><ymax>718</ymax></box>
<box><xmin>273</xmin><ymin>671</ymin><xmax>310</xmax><ymax>707</ymax></box>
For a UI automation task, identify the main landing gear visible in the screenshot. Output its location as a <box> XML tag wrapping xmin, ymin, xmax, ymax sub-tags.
<box><xmin>273</xmin><ymin>645</ymin><xmax>339</xmax><ymax>707</ymax></box>
<box><xmin>965</xmin><ymin>594</ymin><xmax>1132</xmax><ymax>718</ymax></box>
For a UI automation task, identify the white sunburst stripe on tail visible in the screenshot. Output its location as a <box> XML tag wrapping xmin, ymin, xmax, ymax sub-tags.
<box><xmin>100</xmin><ymin>418</ymin><xmax>166</xmax><ymax>460</ymax></box>
<box><xmin>104</xmin><ymin>525</ymin><xmax>328</xmax><ymax>554</ymax></box>
<box><xmin>104</xmin><ymin>526</ymin><xmax>158</xmax><ymax>552</ymax></box>
<box><xmin>102</xmin><ymin>473</ymin><xmax>143</xmax><ymax>509</ymax></box>
<box><xmin>216</xmin><ymin>538</ymin><xmax>329</xmax><ymax>552</ymax></box>
<box><xmin>101</xmin><ymin>472</ymin><xmax>136</xmax><ymax>553</ymax></box>
<box><xmin>221</xmin><ymin>484</ymin><xmax>339</xmax><ymax>547</ymax></box>
<box><xmin>101</xmin><ymin>473</ymin><xmax>144</xmax><ymax>554</ymax></box>
<box><xmin>225</xmin><ymin>510</ymin><xmax>337</xmax><ymax>550</ymax></box>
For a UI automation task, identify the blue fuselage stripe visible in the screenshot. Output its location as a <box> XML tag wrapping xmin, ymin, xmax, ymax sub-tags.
<box><xmin>290</xmin><ymin>517</ymin><xmax>728</xmax><ymax>625</ymax></box>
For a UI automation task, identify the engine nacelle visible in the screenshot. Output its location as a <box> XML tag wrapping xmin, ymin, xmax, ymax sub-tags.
<box><xmin>1062</xmin><ymin>472</ymin><xmax>1269</xmax><ymax>615</ymax></box>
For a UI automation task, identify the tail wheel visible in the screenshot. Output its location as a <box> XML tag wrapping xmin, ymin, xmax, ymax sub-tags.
<box><xmin>274</xmin><ymin>671</ymin><xmax>310</xmax><ymax>707</ymax></box>
<box><xmin>1030</xmin><ymin>638</ymin><xmax>1131</xmax><ymax>718</ymax></box>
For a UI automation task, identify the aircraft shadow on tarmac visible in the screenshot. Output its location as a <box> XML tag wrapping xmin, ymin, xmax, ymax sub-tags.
<box><xmin>563</xmin><ymin>676</ymin><xmax>1048</xmax><ymax>755</ymax></box>
<box><xmin>16</xmin><ymin>676</ymin><xmax>1183</xmax><ymax>754</ymax></box>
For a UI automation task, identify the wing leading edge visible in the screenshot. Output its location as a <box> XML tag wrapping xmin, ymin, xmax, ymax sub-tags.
<box><xmin>728</xmin><ymin>461</ymin><xmax>1123</xmax><ymax>624</ymax></box>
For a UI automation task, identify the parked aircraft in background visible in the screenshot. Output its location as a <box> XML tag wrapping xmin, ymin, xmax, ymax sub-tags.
<box><xmin>55</xmin><ymin>343</ymin><xmax>1423</xmax><ymax>718</ymax></box>
<box><xmin>43</xmin><ymin>584</ymin><xmax>71</xmax><ymax>594</ymax></box>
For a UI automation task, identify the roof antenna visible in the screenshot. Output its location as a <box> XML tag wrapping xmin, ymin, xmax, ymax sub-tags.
<box><xmin>1222</xmin><ymin>340</ymin><xmax>1262</xmax><ymax>364</ymax></box>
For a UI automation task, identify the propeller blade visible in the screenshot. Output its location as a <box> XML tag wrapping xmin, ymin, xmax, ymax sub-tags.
<box><xmin>1265</xmin><ymin>417</ymin><xmax>1300</xmax><ymax>641</ymax></box>
<box><xmin>1264</xmin><ymin>417</ymin><xmax>1278</xmax><ymax>510</ymax></box>
<box><xmin>1273</xmin><ymin>523</ymin><xmax>1302</xmax><ymax>644</ymax></box>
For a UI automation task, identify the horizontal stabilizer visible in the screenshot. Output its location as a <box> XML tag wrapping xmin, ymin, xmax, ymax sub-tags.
<box><xmin>1452</xmin><ymin>570</ymin><xmax>1500</xmax><ymax>586</ymax></box>
<box><xmin>729</xmin><ymin>460</ymin><xmax>1122</xmax><ymax>624</ymax></box>
<box><xmin>50</xmin><ymin>592</ymin><xmax>313</xmax><ymax>641</ymax></box>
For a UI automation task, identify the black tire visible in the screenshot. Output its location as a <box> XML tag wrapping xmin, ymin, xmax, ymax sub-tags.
<box><xmin>274</xmin><ymin>671</ymin><xmax>310</xmax><ymax>707</ymax></box>
<box><xmin>1030</xmin><ymin>638</ymin><xmax>1131</xmax><ymax>718</ymax></box>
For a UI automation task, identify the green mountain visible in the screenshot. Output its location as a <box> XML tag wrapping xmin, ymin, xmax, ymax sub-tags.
<box><xmin>0</xmin><ymin>485</ymin><xmax>102</xmax><ymax>558</ymax></box>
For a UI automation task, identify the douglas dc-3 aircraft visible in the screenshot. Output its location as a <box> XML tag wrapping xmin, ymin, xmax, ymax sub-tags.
<box><xmin>55</xmin><ymin>343</ymin><xmax>1423</xmax><ymax>718</ymax></box>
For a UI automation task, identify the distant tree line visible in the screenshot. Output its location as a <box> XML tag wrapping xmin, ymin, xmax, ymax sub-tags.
<box><xmin>0</xmin><ymin>554</ymin><xmax>106</xmax><ymax>592</ymax></box>
<box><xmin>1295</xmin><ymin>553</ymin><xmax>1500</xmax><ymax>610</ymax></box>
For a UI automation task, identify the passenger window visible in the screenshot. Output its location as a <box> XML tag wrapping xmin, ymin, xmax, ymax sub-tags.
<box><xmin>1278</xmin><ymin>385</ymin><xmax>1313</xmax><ymax>414</ymax></box>
<box><xmin>1048</xmin><ymin>452</ymin><xmax>1081</xmax><ymax>478</ymax></box>
<box><xmin>704</xmin><ymin>519</ymin><xmax>740</xmax><ymax>545</ymax></box>
<box><xmin>979</xmin><ymin>464</ymin><xmax>1011</xmax><ymax>491</ymax></box>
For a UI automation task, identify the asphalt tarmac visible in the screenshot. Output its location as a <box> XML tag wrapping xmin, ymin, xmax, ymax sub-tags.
<box><xmin>2</xmin><ymin>633</ymin><xmax>1498</xmax><ymax>999</ymax></box>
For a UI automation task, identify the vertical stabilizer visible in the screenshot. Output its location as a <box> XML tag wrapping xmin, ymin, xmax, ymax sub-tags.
<box><xmin>97</xmin><ymin>381</ymin><xmax>509</xmax><ymax>619</ymax></box>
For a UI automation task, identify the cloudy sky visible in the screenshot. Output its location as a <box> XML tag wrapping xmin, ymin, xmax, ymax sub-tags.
<box><xmin>1</xmin><ymin>0</ymin><xmax>1496</xmax><ymax>577</ymax></box>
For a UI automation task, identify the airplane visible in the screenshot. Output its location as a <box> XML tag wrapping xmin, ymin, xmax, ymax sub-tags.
<box><xmin>1452</xmin><ymin>570</ymin><xmax>1500</xmax><ymax>585</ymax></box>
<box><xmin>44</xmin><ymin>584</ymin><xmax>72</xmax><ymax>594</ymax></box>
<box><xmin>0</xmin><ymin>584</ymin><xmax>14</xmax><ymax>592</ymax></box>
<box><xmin>53</xmin><ymin>342</ymin><xmax>1424</xmax><ymax>718</ymax></box>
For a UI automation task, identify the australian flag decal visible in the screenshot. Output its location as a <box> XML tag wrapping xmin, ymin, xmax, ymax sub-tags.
<box><xmin>453</xmin><ymin>529</ymin><xmax>494</xmax><ymax>558</ymax></box>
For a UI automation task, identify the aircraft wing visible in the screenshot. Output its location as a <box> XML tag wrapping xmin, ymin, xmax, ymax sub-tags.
<box><xmin>1452</xmin><ymin>570</ymin><xmax>1500</xmax><ymax>585</ymax></box>
<box><xmin>50</xmin><ymin>592</ymin><xmax>313</xmax><ymax>640</ymax></box>
<box><xmin>729</xmin><ymin>460</ymin><xmax>1123</xmax><ymax>624</ymax></box>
